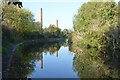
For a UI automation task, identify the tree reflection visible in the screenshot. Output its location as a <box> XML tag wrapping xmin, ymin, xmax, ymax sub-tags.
<box><xmin>5</xmin><ymin>40</ymin><xmax>67</xmax><ymax>78</ymax></box>
<box><xmin>6</xmin><ymin>48</ymin><xmax>36</xmax><ymax>78</ymax></box>
<box><xmin>70</xmin><ymin>30</ymin><xmax>120</xmax><ymax>78</ymax></box>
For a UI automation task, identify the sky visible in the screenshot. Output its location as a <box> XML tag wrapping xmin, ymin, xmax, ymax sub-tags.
<box><xmin>20</xmin><ymin>0</ymin><xmax>119</xmax><ymax>30</ymax></box>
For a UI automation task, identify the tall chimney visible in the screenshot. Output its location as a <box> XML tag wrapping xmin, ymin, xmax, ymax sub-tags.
<box><xmin>40</xmin><ymin>8</ymin><xmax>43</xmax><ymax>28</ymax></box>
<box><xmin>56</xmin><ymin>20</ymin><xmax>58</xmax><ymax>28</ymax></box>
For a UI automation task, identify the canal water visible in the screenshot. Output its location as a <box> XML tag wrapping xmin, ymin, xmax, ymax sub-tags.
<box><xmin>27</xmin><ymin>46</ymin><xmax>78</xmax><ymax>78</ymax></box>
<box><xmin>5</xmin><ymin>41</ymin><xmax>120</xmax><ymax>78</ymax></box>
<box><xmin>6</xmin><ymin>41</ymin><xmax>79</xmax><ymax>78</ymax></box>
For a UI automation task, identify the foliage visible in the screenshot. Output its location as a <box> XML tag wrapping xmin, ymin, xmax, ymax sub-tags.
<box><xmin>73</xmin><ymin>1</ymin><xmax>119</xmax><ymax>53</ymax></box>
<box><xmin>2</xmin><ymin>4</ymin><xmax>66</xmax><ymax>55</ymax></box>
<box><xmin>43</xmin><ymin>24</ymin><xmax>64</xmax><ymax>38</ymax></box>
<box><xmin>4</xmin><ymin>41</ymin><xmax>66</xmax><ymax>78</ymax></box>
<box><xmin>72</xmin><ymin>48</ymin><xmax>119</xmax><ymax>78</ymax></box>
<box><xmin>71</xmin><ymin>1</ymin><xmax>120</xmax><ymax>78</ymax></box>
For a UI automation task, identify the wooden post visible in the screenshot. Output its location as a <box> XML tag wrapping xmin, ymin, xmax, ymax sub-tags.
<box><xmin>56</xmin><ymin>20</ymin><xmax>58</xmax><ymax>28</ymax></box>
<box><xmin>40</xmin><ymin>8</ymin><xmax>43</xmax><ymax>28</ymax></box>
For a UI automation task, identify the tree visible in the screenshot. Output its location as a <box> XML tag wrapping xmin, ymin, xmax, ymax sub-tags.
<box><xmin>72</xmin><ymin>1</ymin><xmax>120</xmax><ymax>78</ymax></box>
<box><xmin>2</xmin><ymin>4</ymin><xmax>35</xmax><ymax>40</ymax></box>
<box><xmin>73</xmin><ymin>1</ymin><xmax>118</xmax><ymax>49</ymax></box>
<box><xmin>43</xmin><ymin>24</ymin><xmax>62</xmax><ymax>38</ymax></box>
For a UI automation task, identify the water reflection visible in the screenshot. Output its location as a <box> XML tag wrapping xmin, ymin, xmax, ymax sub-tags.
<box><xmin>5</xmin><ymin>38</ymin><xmax>119</xmax><ymax>78</ymax></box>
<box><xmin>39</xmin><ymin>51</ymin><xmax>59</xmax><ymax>69</ymax></box>
<box><xmin>56</xmin><ymin>50</ymin><xmax>58</xmax><ymax>57</ymax></box>
<box><xmin>40</xmin><ymin>53</ymin><xmax>43</xmax><ymax>69</ymax></box>
<box><xmin>69</xmin><ymin>42</ymin><xmax>120</xmax><ymax>78</ymax></box>
<box><xmin>5</xmin><ymin>41</ymin><xmax>79</xmax><ymax>78</ymax></box>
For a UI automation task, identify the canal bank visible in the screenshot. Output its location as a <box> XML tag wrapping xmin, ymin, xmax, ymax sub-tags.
<box><xmin>2</xmin><ymin>38</ymin><xmax>66</xmax><ymax>78</ymax></box>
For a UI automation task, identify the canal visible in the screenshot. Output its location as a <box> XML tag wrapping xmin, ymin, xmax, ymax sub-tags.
<box><xmin>5</xmin><ymin>41</ymin><xmax>79</xmax><ymax>78</ymax></box>
<box><xmin>4</xmin><ymin>40</ymin><xmax>120</xmax><ymax>78</ymax></box>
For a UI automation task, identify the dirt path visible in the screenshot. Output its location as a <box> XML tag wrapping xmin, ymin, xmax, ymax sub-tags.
<box><xmin>2</xmin><ymin>42</ymin><xmax>23</xmax><ymax>78</ymax></box>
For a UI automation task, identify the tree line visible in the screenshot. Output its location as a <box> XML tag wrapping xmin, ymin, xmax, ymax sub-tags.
<box><xmin>2</xmin><ymin>4</ymin><xmax>69</xmax><ymax>54</ymax></box>
<box><xmin>70</xmin><ymin>0</ymin><xmax>120</xmax><ymax>78</ymax></box>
